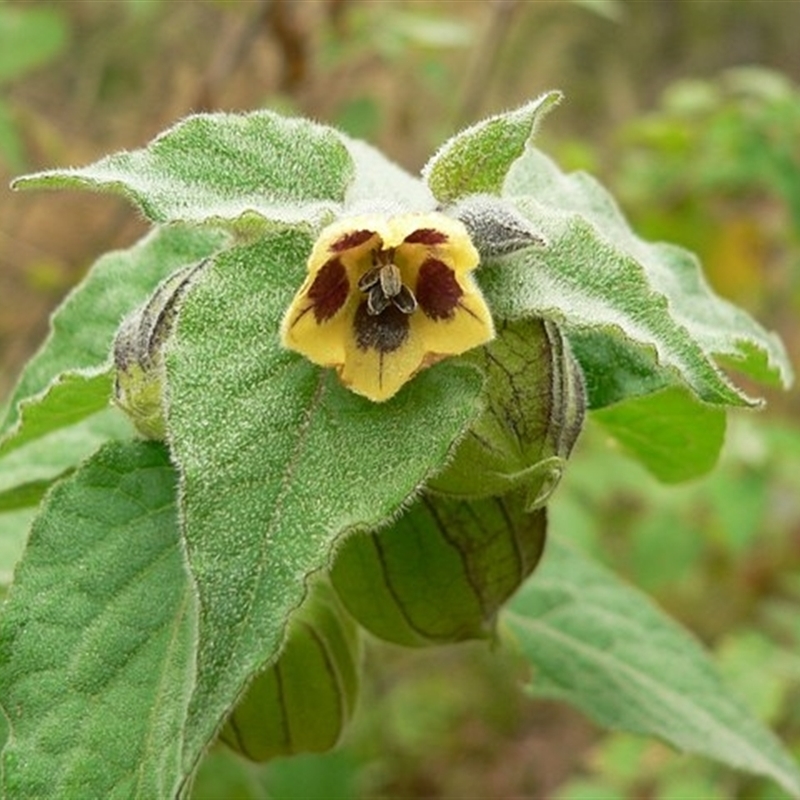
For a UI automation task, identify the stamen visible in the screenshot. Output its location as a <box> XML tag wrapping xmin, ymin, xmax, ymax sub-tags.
<box><xmin>393</xmin><ymin>285</ymin><xmax>418</xmax><ymax>315</ymax></box>
<box><xmin>358</xmin><ymin>267</ymin><xmax>381</xmax><ymax>292</ymax></box>
<box><xmin>379</xmin><ymin>263</ymin><xmax>402</xmax><ymax>297</ymax></box>
<box><xmin>360</xmin><ymin>248</ymin><xmax>417</xmax><ymax>317</ymax></box>
<box><xmin>367</xmin><ymin>285</ymin><xmax>391</xmax><ymax>316</ymax></box>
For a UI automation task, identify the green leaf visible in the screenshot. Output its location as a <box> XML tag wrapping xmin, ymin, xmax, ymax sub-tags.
<box><xmin>13</xmin><ymin>112</ymin><xmax>355</xmax><ymax>230</ymax></box>
<box><xmin>0</xmin><ymin>481</ymin><xmax>53</xmax><ymax>513</ymax></box>
<box><xmin>0</xmin><ymin>5</ymin><xmax>68</xmax><ymax>84</ymax></box>
<box><xmin>0</xmin><ymin>441</ymin><xmax>197</xmax><ymax>799</ymax></box>
<box><xmin>0</xmin><ymin>225</ymin><xmax>227</xmax><ymax>452</ymax></box>
<box><xmin>0</xmin><ymin>372</ymin><xmax>114</xmax><ymax>459</ymax></box>
<box><xmin>189</xmin><ymin>747</ymin><xmax>269</xmax><ymax>800</ymax></box>
<box><xmin>503</xmin><ymin>539</ymin><xmax>800</xmax><ymax>798</ymax></box>
<box><xmin>264</xmin><ymin>751</ymin><xmax>359</xmax><ymax>800</ymax></box>
<box><xmin>164</xmin><ymin>231</ymin><xmax>484</xmax><ymax>771</ymax></box>
<box><xmin>422</xmin><ymin>91</ymin><xmax>562</xmax><ymax>205</ymax></box>
<box><xmin>567</xmin><ymin>328</ymin><xmax>672</xmax><ymax>409</ymax></box>
<box><xmin>591</xmin><ymin>385</ymin><xmax>727</xmax><ymax>482</ymax></box>
<box><xmin>499</xmin><ymin>149</ymin><xmax>793</xmax><ymax>405</ymax></box>
<box><xmin>0</xmin><ymin>408</ymin><xmax>132</xmax><ymax>510</ymax></box>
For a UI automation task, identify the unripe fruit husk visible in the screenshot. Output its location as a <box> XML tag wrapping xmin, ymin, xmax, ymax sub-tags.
<box><xmin>430</xmin><ymin>317</ymin><xmax>585</xmax><ymax>510</ymax></box>
<box><xmin>220</xmin><ymin>579</ymin><xmax>361</xmax><ymax>762</ymax></box>
<box><xmin>330</xmin><ymin>491</ymin><xmax>546</xmax><ymax>647</ymax></box>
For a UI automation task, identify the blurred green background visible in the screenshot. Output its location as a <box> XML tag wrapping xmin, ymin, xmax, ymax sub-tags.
<box><xmin>1</xmin><ymin>1</ymin><xmax>799</xmax><ymax>797</ymax></box>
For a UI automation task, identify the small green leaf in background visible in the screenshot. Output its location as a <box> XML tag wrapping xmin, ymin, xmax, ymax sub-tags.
<box><xmin>503</xmin><ymin>539</ymin><xmax>800</xmax><ymax>798</ymax></box>
<box><xmin>165</xmin><ymin>231</ymin><xmax>484</xmax><ymax>770</ymax></box>
<box><xmin>567</xmin><ymin>328</ymin><xmax>672</xmax><ymax>409</ymax></box>
<box><xmin>13</xmin><ymin>112</ymin><xmax>355</xmax><ymax>230</ymax></box>
<box><xmin>592</xmin><ymin>385</ymin><xmax>727</xmax><ymax>482</ymax></box>
<box><xmin>422</xmin><ymin>91</ymin><xmax>562</xmax><ymax>204</ymax></box>
<box><xmin>0</xmin><ymin>508</ymin><xmax>35</xmax><ymax>586</ymax></box>
<box><xmin>190</xmin><ymin>747</ymin><xmax>269</xmax><ymax>800</ymax></box>
<box><xmin>264</xmin><ymin>751</ymin><xmax>359</xmax><ymax>800</ymax></box>
<box><xmin>0</xmin><ymin>408</ymin><xmax>131</xmax><ymax>514</ymax></box>
<box><xmin>0</xmin><ymin>441</ymin><xmax>197</xmax><ymax>800</ymax></box>
<box><xmin>0</xmin><ymin>98</ymin><xmax>24</xmax><ymax>169</ymax></box>
<box><xmin>0</xmin><ymin>225</ymin><xmax>227</xmax><ymax>453</ymax></box>
<box><xmin>190</xmin><ymin>747</ymin><xmax>360</xmax><ymax>800</ymax></box>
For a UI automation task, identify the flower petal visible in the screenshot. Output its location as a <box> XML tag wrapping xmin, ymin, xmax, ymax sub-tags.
<box><xmin>338</xmin><ymin>302</ymin><xmax>426</xmax><ymax>402</ymax></box>
<box><xmin>281</xmin><ymin>294</ymin><xmax>357</xmax><ymax>367</ymax></box>
<box><xmin>396</xmin><ymin>213</ymin><xmax>479</xmax><ymax>276</ymax></box>
<box><xmin>411</xmin><ymin>273</ymin><xmax>495</xmax><ymax>359</ymax></box>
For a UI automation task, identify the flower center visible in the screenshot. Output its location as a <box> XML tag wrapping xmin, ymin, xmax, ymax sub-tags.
<box><xmin>357</xmin><ymin>248</ymin><xmax>418</xmax><ymax>317</ymax></box>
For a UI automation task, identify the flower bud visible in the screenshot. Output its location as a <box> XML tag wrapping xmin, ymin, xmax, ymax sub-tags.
<box><xmin>220</xmin><ymin>579</ymin><xmax>361</xmax><ymax>762</ymax></box>
<box><xmin>449</xmin><ymin>194</ymin><xmax>546</xmax><ymax>257</ymax></box>
<box><xmin>113</xmin><ymin>261</ymin><xmax>207</xmax><ymax>438</ymax></box>
<box><xmin>330</xmin><ymin>491</ymin><xmax>546</xmax><ymax>647</ymax></box>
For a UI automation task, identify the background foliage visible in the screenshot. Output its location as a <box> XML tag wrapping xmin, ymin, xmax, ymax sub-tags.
<box><xmin>1</xmin><ymin>1</ymin><xmax>799</xmax><ymax>797</ymax></box>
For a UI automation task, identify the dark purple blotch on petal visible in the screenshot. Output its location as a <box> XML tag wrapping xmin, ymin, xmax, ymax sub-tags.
<box><xmin>403</xmin><ymin>228</ymin><xmax>448</xmax><ymax>245</ymax></box>
<box><xmin>415</xmin><ymin>258</ymin><xmax>463</xmax><ymax>321</ymax></box>
<box><xmin>308</xmin><ymin>257</ymin><xmax>349</xmax><ymax>322</ymax></box>
<box><xmin>354</xmin><ymin>301</ymin><xmax>409</xmax><ymax>353</ymax></box>
<box><xmin>330</xmin><ymin>229</ymin><xmax>376</xmax><ymax>252</ymax></box>
<box><xmin>404</xmin><ymin>228</ymin><xmax>449</xmax><ymax>245</ymax></box>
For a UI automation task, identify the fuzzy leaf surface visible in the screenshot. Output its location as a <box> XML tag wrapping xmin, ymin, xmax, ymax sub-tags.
<box><xmin>496</xmin><ymin>149</ymin><xmax>792</xmax><ymax>406</ymax></box>
<box><xmin>592</xmin><ymin>385</ymin><xmax>727</xmax><ymax>482</ymax></box>
<box><xmin>13</xmin><ymin>112</ymin><xmax>355</xmax><ymax>229</ymax></box>
<box><xmin>0</xmin><ymin>441</ymin><xmax>197</xmax><ymax>799</ymax></box>
<box><xmin>504</xmin><ymin>539</ymin><xmax>800</xmax><ymax>798</ymax></box>
<box><xmin>423</xmin><ymin>91</ymin><xmax>562</xmax><ymax>205</ymax></box>
<box><xmin>0</xmin><ymin>226</ymin><xmax>227</xmax><ymax>454</ymax></box>
<box><xmin>165</xmin><ymin>231</ymin><xmax>484</xmax><ymax>771</ymax></box>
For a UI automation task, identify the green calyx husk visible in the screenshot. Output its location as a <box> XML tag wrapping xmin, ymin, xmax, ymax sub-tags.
<box><xmin>430</xmin><ymin>317</ymin><xmax>585</xmax><ymax>510</ymax></box>
<box><xmin>219</xmin><ymin>579</ymin><xmax>361</xmax><ymax>762</ymax></box>
<box><xmin>330</xmin><ymin>491</ymin><xmax>546</xmax><ymax>647</ymax></box>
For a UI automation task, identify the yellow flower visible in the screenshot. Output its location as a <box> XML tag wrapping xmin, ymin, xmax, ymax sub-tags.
<box><xmin>281</xmin><ymin>212</ymin><xmax>494</xmax><ymax>401</ymax></box>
